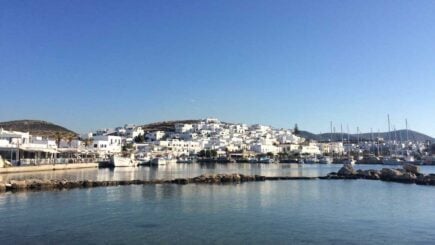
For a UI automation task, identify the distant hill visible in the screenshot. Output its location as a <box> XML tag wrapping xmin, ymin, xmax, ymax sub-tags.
<box><xmin>298</xmin><ymin>129</ymin><xmax>434</xmax><ymax>142</ymax></box>
<box><xmin>140</xmin><ymin>120</ymin><xmax>200</xmax><ymax>132</ymax></box>
<box><xmin>0</xmin><ymin>120</ymin><xmax>77</xmax><ymax>139</ymax></box>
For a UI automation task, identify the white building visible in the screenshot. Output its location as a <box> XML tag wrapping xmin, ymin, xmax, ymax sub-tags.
<box><xmin>90</xmin><ymin>135</ymin><xmax>122</xmax><ymax>154</ymax></box>
<box><xmin>146</xmin><ymin>131</ymin><xmax>165</xmax><ymax>141</ymax></box>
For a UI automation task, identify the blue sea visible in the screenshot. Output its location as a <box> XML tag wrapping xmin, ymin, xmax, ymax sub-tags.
<box><xmin>1</xmin><ymin>164</ymin><xmax>435</xmax><ymax>244</ymax></box>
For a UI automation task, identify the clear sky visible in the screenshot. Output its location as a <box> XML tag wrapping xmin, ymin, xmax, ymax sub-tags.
<box><xmin>1</xmin><ymin>0</ymin><xmax>435</xmax><ymax>136</ymax></box>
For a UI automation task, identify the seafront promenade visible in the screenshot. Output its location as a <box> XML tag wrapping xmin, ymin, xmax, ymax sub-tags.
<box><xmin>0</xmin><ymin>163</ymin><xmax>98</xmax><ymax>174</ymax></box>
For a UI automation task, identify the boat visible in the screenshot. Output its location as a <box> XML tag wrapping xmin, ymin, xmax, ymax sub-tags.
<box><xmin>382</xmin><ymin>156</ymin><xmax>403</xmax><ymax>165</ymax></box>
<box><xmin>151</xmin><ymin>157</ymin><xmax>177</xmax><ymax>165</ymax></box>
<box><xmin>248</xmin><ymin>157</ymin><xmax>258</xmax><ymax>164</ymax></box>
<box><xmin>177</xmin><ymin>157</ymin><xmax>196</xmax><ymax>163</ymax></box>
<box><xmin>342</xmin><ymin>156</ymin><xmax>356</xmax><ymax>165</ymax></box>
<box><xmin>319</xmin><ymin>156</ymin><xmax>333</xmax><ymax>164</ymax></box>
<box><xmin>112</xmin><ymin>155</ymin><xmax>137</xmax><ymax>167</ymax></box>
<box><xmin>258</xmin><ymin>157</ymin><xmax>274</xmax><ymax>164</ymax></box>
<box><xmin>304</xmin><ymin>156</ymin><xmax>319</xmax><ymax>164</ymax></box>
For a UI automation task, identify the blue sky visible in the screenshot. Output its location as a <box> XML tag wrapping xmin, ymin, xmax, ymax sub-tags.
<box><xmin>1</xmin><ymin>0</ymin><xmax>435</xmax><ymax>136</ymax></box>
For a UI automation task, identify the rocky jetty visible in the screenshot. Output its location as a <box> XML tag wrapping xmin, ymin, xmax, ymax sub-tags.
<box><xmin>322</xmin><ymin>163</ymin><xmax>435</xmax><ymax>185</ymax></box>
<box><xmin>2</xmin><ymin>166</ymin><xmax>435</xmax><ymax>194</ymax></box>
<box><xmin>0</xmin><ymin>174</ymin><xmax>316</xmax><ymax>193</ymax></box>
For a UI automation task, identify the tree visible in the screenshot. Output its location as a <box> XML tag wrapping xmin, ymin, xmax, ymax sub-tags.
<box><xmin>54</xmin><ymin>132</ymin><xmax>62</xmax><ymax>147</ymax></box>
<box><xmin>198</xmin><ymin>150</ymin><xmax>206</xmax><ymax>158</ymax></box>
<box><xmin>210</xmin><ymin>150</ymin><xmax>217</xmax><ymax>158</ymax></box>
<box><xmin>67</xmin><ymin>134</ymin><xmax>74</xmax><ymax>147</ymax></box>
<box><xmin>294</xmin><ymin>124</ymin><xmax>300</xmax><ymax>135</ymax></box>
<box><xmin>134</xmin><ymin>134</ymin><xmax>145</xmax><ymax>143</ymax></box>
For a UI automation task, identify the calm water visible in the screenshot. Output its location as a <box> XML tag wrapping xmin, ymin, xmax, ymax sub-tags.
<box><xmin>1</xmin><ymin>164</ymin><xmax>435</xmax><ymax>244</ymax></box>
<box><xmin>1</xmin><ymin>163</ymin><xmax>435</xmax><ymax>182</ymax></box>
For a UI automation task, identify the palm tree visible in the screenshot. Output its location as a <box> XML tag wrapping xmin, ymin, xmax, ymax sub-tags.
<box><xmin>67</xmin><ymin>134</ymin><xmax>74</xmax><ymax>147</ymax></box>
<box><xmin>54</xmin><ymin>132</ymin><xmax>62</xmax><ymax>148</ymax></box>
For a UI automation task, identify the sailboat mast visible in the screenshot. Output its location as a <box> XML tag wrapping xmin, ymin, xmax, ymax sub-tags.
<box><xmin>357</xmin><ymin>127</ymin><xmax>360</xmax><ymax>144</ymax></box>
<box><xmin>330</xmin><ymin>121</ymin><xmax>333</xmax><ymax>142</ymax></box>
<box><xmin>406</xmin><ymin>118</ymin><xmax>409</xmax><ymax>142</ymax></box>
<box><xmin>341</xmin><ymin>124</ymin><xmax>344</xmax><ymax>143</ymax></box>
<box><xmin>387</xmin><ymin>114</ymin><xmax>391</xmax><ymax>143</ymax></box>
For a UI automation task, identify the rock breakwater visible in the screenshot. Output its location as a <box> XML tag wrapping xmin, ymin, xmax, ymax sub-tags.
<box><xmin>0</xmin><ymin>174</ymin><xmax>316</xmax><ymax>193</ymax></box>
<box><xmin>321</xmin><ymin>163</ymin><xmax>435</xmax><ymax>185</ymax></box>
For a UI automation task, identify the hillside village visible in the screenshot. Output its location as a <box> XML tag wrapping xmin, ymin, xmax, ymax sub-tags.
<box><xmin>0</xmin><ymin>118</ymin><xmax>434</xmax><ymax>166</ymax></box>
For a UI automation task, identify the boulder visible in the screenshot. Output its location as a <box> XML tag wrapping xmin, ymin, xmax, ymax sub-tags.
<box><xmin>356</xmin><ymin>169</ymin><xmax>380</xmax><ymax>180</ymax></box>
<box><xmin>393</xmin><ymin>172</ymin><xmax>417</xmax><ymax>183</ymax></box>
<box><xmin>173</xmin><ymin>178</ymin><xmax>189</xmax><ymax>185</ymax></box>
<box><xmin>0</xmin><ymin>182</ymin><xmax>6</xmax><ymax>192</ymax></box>
<box><xmin>403</xmin><ymin>164</ymin><xmax>420</xmax><ymax>174</ymax></box>
<box><xmin>416</xmin><ymin>174</ymin><xmax>435</xmax><ymax>185</ymax></box>
<box><xmin>337</xmin><ymin>164</ymin><xmax>356</xmax><ymax>176</ymax></box>
<box><xmin>10</xmin><ymin>180</ymin><xmax>27</xmax><ymax>190</ymax></box>
<box><xmin>380</xmin><ymin>168</ymin><xmax>403</xmax><ymax>181</ymax></box>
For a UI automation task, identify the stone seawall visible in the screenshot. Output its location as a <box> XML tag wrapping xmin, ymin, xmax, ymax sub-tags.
<box><xmin>1</xmin><ymin>164</ymin><xmax>435</xmax><ymax>194</ymax></box>
<box><xmin>0</xmin><ymin>163</ymin><xmax>99</xmax><ymax>174</ymax></box>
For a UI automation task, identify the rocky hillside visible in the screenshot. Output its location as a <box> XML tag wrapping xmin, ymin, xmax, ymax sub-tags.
<box><xmin>140</xmin><ymin>120</ymin><xmax>200</xmax><ymax>132</ymax></box>
<box><xmin>0</xmin><ymin>120</ymin><xmax>77</xmax><ymax>139</ymax></box>
<box><xmin>298</xmin><ymin>129</ymin><xmax>434</xmax><ymax>142</ymax></box>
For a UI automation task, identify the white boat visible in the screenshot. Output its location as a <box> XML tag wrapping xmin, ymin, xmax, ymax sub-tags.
<box><xmin>258</xmin><ymin>157</ymin><xmax>274</xmax><ymax>164</ymax></box>
<box><xmin>342</xmin><ymin>156</ymin><xmax>356</xmax><ymax>165</ymax></box>
<box><xmin>382</xmin><ymin>155</ymin><xmax>403</xmax><ymax>165</ymax></box>
<box><xmin>151</xmin><ymin>157</ymin><xmax>177</xmax><ymax>165</ymax></box>
<box><xmin>112</xmin><ymin>155</ymin><xmax>136</xmax><ymax>167</ymax></box>
<box><xmin>319</xmin><ymin>156</ymin><xmax>333</xmax><ymax>164</ymax></box>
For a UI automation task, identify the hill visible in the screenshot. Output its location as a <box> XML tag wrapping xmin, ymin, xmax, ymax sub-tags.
<box><xmin>140</xmin><ymin>120</ymin><xmax>200</xmax><ymax>132</ymax></box>
<box><xmin>0</xmin><ymin>120</ymin><xmax>77</xmax><ymax>139</ymax></box>
<box><xmin>298</xmin><ymin>129</ymin><xmax>434</xmax><ymax>142</ymax></box>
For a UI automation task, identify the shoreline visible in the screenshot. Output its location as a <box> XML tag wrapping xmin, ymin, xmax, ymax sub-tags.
<box><xmin>0</xmin><ymin>163</ymin><xmax>98</xmax><ymax>174</ymax></box>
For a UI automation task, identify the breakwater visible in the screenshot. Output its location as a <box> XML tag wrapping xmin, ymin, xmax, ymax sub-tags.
<box><xmin>1</xmin><ymin>164</ymin><xmax>435</xmax><ymax>193</ymax></box>
<box><xmin>321</xmin><ymin>163</ymin><xmax>435</xmax><ymax>185</ymax></box>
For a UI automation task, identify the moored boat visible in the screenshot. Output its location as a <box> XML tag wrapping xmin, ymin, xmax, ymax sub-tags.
<box><xmin>112</xmin><ymin>155</ymin><xmax>137</xmax><ymax>167</ymax></box>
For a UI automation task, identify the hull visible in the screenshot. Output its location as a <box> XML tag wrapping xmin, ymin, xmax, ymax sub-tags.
<box><xmin>112</xmin><ymin>156</ymin><xmax>136</xmax><ymax>167</ymax></box>
<box><xmin>151</xmin><ymin>158</ymin><xmax>177</xmax><ymax>165</ymax></box>
<box><xmin>319</xmin><ymin>157</ymin><xmax>332</xmax><ymax>164</ymax></box>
